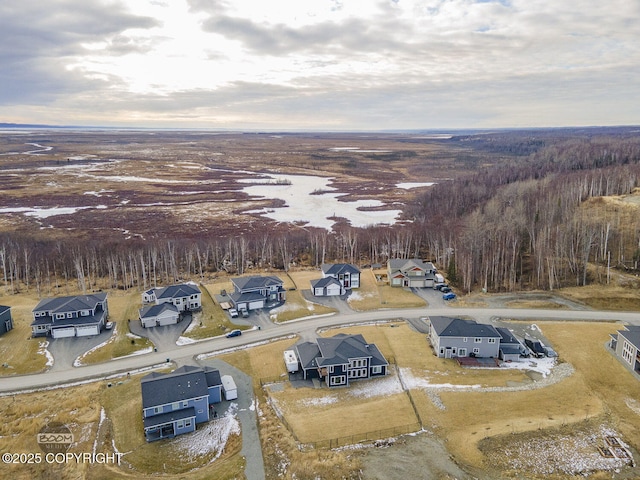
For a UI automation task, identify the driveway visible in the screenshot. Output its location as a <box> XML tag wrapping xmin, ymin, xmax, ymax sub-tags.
<box><xmin>129</xmin><ymin>313</ymin><xmax>194</xmax><ymax>352</ymax></box>
<box><xmin>410</xmin><ymin>287</ymin><xmax>449</xmax><ymax>307</ymax></box>
<box><xmin>301</xmin><ymin>289</ymin><xmax>354</xmax><ymax>315</ymax></box>
<box><xmin>47</xmin><ymin>328</ymin><xmax>114</xmax><ymax>371</ymax></box>
<box><xmin>197</xmin><ymin>358</ymin><xmax>265</xmax><ymax>480</ymax></box>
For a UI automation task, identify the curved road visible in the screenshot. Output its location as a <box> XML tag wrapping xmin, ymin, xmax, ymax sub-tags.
<box><xmin>1</xmin><ymin>305</ymin><xmax>638</xmax><ymax>394</ymax></box>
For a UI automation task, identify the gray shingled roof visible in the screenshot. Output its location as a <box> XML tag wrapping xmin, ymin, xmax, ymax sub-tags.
<box><xmin>310</xmin><ymin>277</ymin><xmax>342</xmax><ymax>289</ymax></box>
<box><xmin>388</xmin><ymin>258</ymin><xmax>434</xmax><ymax>272</ymax></box>
<box><xmin>232</xmin><ymin>275</ymin><xmax>283</xmax><ymax>291</ymax></box>
<box><xmin>321</xmin><ymin>263</ymin><xmax>360</xmax><ymax>276</ymax></box>
<box><xmin>316</xmin><ymin>333</ymin><xmax>388</xmax><ymax>368</ymax></box>
<box><xmin>618</xmin><ymin>325</ymin><xmax>640</xmax><ymax>349</ymax></box>
<box><xmin>141</xmin><ymin>365</ymin><xmax>210</xmax><ymax>409</ymax></box>
<box><xmin>139</xmin><ymin>303</ymin><xmax>179</xmax><ymax>319</ymax></box>
<box><xmin>295</xmin><ymin>341</ymin><xmax>321</xmax><ymax>370</ymax></box>
<box><xmin>0</xmin><ymin>305</ymin><xmax>10</xmax><ymax>316</ymax></box>
<box><xmin>33</xmin><ymin>292</ymin><xmax>107</xmax><ymax>315</ymax></box>
<box><xmin>430</xmin><ymin>317</ymin><xmax>500</xmax><ymax>338</ymax></box>
<box><xmin>496</xmin><ymin>327</ymin><xmax>519</xmax><ymax>345</ymax></box>
<box><xmin>155</xmin><ymin>283</ymin><xmax>201</xmax><ymax>300</ymax></box>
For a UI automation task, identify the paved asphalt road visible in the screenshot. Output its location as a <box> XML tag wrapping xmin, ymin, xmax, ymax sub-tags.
<box><xmin>2</xmin><ymin>306</ymin><xmax>639</xmax><ymax>394</ymax></box>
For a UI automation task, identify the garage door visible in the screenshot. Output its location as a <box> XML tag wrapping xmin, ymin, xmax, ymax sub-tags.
<box><xmin>52</xmin><ymin>327</ymin><xmax>76</xmax><ymax>338</ymax></box>
<box><xmin>76</xmin><ymin>325</ymin><xmax>99</xmax><ymax>337</ymax></box>
<box><xmin>248</xmin><ymin>300</ymin><xmax>264</xmax><ymax>310</ymax></box>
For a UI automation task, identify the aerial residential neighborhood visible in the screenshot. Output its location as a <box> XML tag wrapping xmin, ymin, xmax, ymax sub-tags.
<box><xmin>30</xmin><ymin>293</ymin><xmax>109</xmax><ymax>338</ymax></box>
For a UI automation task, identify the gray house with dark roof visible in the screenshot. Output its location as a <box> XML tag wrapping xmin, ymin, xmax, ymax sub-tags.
<box><xmin>321</xmin><ymin>263</ymin><xmax>360</xmax><ymax>289</ymax></box>
<box><xmin>142</xmin><ymin>282</ymin><xmax>202</xmax><ymax>312</ymax></box>
<box><xmin>229</xmin><ymin>275</ymin><xmax>285</xmax><ymax>311</ymax></box>
<box><xmin>141</xmin><ymin>365</ymin><xmax>223</xmax><ymax>442</ymax></box>
<box><xmin>139</xmin><ymin>303</ymin><xmax>180</xmax><ymax>328</ymax></box>
<box><xmin>31</xmin><ymin>293</ymin><xmax>108</xmax><ymax>338</ymax></box>
<box><xmin>388</xmin><ymin>259</ymin><xmax>437</xmax><ymax>288</ymax></box>
<box><xmin>0</xmin><ymin>305</ymin><xmax>13</xmax><ymax>336</ymax></box>
<box><xmin>428</xmin><ymin>317</ymin><xmax>501</xmax><ymax>358</ymax></box>
<box><xmin>610</xmin><ymin>325</ymin><xmax>640</xmax><ymax>377</ymax></box>
<box><xmin>295</xmin><ymin>333</ymin><xmax>388</xmax><ymax>387</ymax></box>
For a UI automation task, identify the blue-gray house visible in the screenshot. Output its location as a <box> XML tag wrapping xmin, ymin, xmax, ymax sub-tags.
<box><xmin>295</xmin><ymin>333</ymin><xmax>388</xmax><ymax>387</ymax></box>
<box><xmin>0</xmin><ymin>305</ymin><xmax>12</xmax><ymax>336</ymax></box>
<box><xmin>141</xmin><ymin>365</ymin><xmax>223</xmax><ymax>442</ymax></box>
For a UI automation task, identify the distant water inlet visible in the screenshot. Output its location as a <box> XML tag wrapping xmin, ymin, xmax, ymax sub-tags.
<box><xmin>240</xmin><ymin>174</ymin><xmax>405</xmax><ymax>230</ymax></box>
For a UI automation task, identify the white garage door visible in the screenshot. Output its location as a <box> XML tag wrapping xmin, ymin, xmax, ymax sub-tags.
<box><xmin>76</xmin><ymin>325</ymin><xmax>99</xmax><ymax>337</ymax></box>
<box><xmin>52</xmin><ymin>327</ymin><xmax>76</xmax><ymax>338</ymax></box>
<box><xmin>248</xmin><ymin>300</ymin><xmax>264</xmax><ymax>310</ymax></box>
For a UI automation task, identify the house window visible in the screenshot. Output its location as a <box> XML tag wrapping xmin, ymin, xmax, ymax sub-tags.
<box><xmin>350</xmin><ymin>359</ymin><xmax>366</xmax><ymax>368</ymax></box>
<box><xmin>154</xmin><ymin>406</ymin><xmax>163</xmax><ymax>414</ymax></box>
<box><xmin>329</xmin><ymin>366</ymin><xmax>334</xmax><ymax>374</ymax></box>
<box><xmin>67</xmin><ymin>313</ymin><xmax>73</xmax><ymax>318</ymax></box>
<box><xmin>488</xmin><ymin>338</ymin><xmax>496</xmax><ymax>344</ymax></box>
<box><xmin>439</xmin><ymin>348</ymin><xmax>444</xmax><ymax>355</ymax></box>
<box><xmin>474</xmin><ymin>338</ymin><xmax>482</xmax><ymax>343</ymax></box>
<box><xmin>185</xmin><ymin>419</ymin><xmax>192</xmax><ymax>428</ymax></box>
<box><xmin>176</xmin><ymin>420</ymin><xmax>184</xmax><ymax>429</ymax></box>
<box><xmin>622</xmin><ymin>341</ymin><xmax>634</xmax><ymax>364</ymax></box>
<box><xmin>371</xmin><ymin>366</ymin><xmax>382</xmax><ymax>374</ymax></box>
<box><xmin>330</xmin><ymin>375</ymin><xmax>346</xmax><ymax>386</ymax></box>
<box><xmin>473</xmin><ymin>348</ymin><xmax>480</xmax><ymax>354</ymax></box>
<box><xmin>458</xmin><ymin>348</ymin><xmax>467</xmax><ymax>357</ymax></box>
<box><xmin>463</xmin><ymin>337</ymin><xmax>468</xmax><ymax>342</ymax></box>
<box><xmin>181</xmin><ymin>401</ymin><xmax>189</xmax><ymax>408</ymax></box>
<box><xmin>172</xmin><ymin>402</ymin><xmax>180</xmax><ymax>411</ymax></box>
<box><xmin>348</xmin><ymin>368</ymin><xmax>367</xmax><ymax>378</ymax></box>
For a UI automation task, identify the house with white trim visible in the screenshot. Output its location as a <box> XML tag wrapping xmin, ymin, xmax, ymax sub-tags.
<box><xmin>610</xmin><ymin>325</ymin><xmax>640</xmax><ymax>377</ymax></box>
<box><xmin>141</xmin><ymin>365</ymin><xmax>223</xmax><ymax>442</ymax></box>
<box><xmin>31</xmin><ymin>293</ymin><xmax>108</xmax><ymax>338</ymax></box>
<box><xmin>388</xmin><ymin>259</ymin><xmax>437</xmax><ymax>288</ymax></box>
<box><xmin>295</xmin><ymin>333</ymin><xmax>388</xmax><ymax>387</ymax></box>
<box><xmin>229</xmin><ymin>275</ymin><xmax>285</xmax><ymax>311</ymax></box>
<box><xmin>142</xmin><ymin>282</ymin><xmax>202</xmax><ymax>312</ymax></box>
<box><xmin>428</xmin><ymin>317</ymin><xmax>501</xmax><ymax>358</ymax></box>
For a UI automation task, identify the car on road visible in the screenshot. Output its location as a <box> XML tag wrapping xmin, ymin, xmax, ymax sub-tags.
<box><xmin>226</xmin><ymin>329</ymin><xmax>242</xmax><ymax>338</ymax></box>
<box><xmin>228</xmin><ymin>308</ymin><xmax>238</xmax><ymax>318</ymax></box>
<box><xmin>443</xmin><ymin>292</ymin><xmax>456</xmax><ymax>300</ymax></box>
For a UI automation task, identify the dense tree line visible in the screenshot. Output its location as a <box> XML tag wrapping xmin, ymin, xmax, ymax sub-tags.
<box><xmin>2</xmin><ymin>132</ymin><xmax>640</xmax><ymax>297</ymax></box>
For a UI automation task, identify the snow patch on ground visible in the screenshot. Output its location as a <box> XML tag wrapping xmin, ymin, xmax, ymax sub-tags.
<box><xmin>347</xmin><ymin>290</ymin><xmax>375</xmax><ymax>303</ymax></box>
<box><xmin>173</xmin><ymin>403</ymin><xmax>240</xmax><ymax>463</ymax></box>
<box><xmin>625</xmin><ymin>398</ymin><xmax>640</xmax><ymax>416</ymax></box>
<box><xmin>93</xmin><ymin>408</ymin><xmax>107</xmax><ymax>456</ymax></box>
<box><xmin>500</xmin><ymin>356</ymin><xmax>556</xmax><ymax>377</ymax></box>
<box><xmin>176</xmin><ymin>336</ymin><xmax>197</xmax><ymax>345</ymax></box>
<box><xmin>126</xmin><ymin>332</ymin><xmax>142</xmax><ymax>339</ymax></box>
<box><xmin>348</xmin><ymin>372</ymin><xmax>404</xmax><ymax>399</ymax></box>
<box><xmin>38</xmin><ymin>341</ymin><xmax>54</xmax><ymax>367</ymax></box>
<box><xmin>301</xmin><ymin>396</ymin><xmax>339</xmax><ymax>407</ymax></box>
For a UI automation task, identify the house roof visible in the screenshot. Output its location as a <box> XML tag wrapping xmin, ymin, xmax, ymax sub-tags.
<box><xmin>500</xmin><ymin>345</ymin><xmax>522</xmax><ymax>356</ymax></box>
<box><xmin>388</xmin><ymin>258</ymin><xmax>435</xmax><ymax>273</ymax></box>
<box><xmin>0</xmin><ymin>305</ymin><xmax>10</xmax><ymax>316</ymax></box>
<box><xmin>295</xmin><ymin>341</ymin><xmax>321</xmax><ymax>370</ymax></box>
<box><xmin>232</xmin><ymin>275</ymin><xmax>283</xmax><ymax>291</ymax></box>
<box><xmin>229</xmin><ymin>291</ymin><xmax>266</xmax><ymax>304</ymax></box>
<box><xmin>321</xmin><ymin>263</ymin><xmax>360</xmax><ymax>276</ymax></box>
<box><xmin>203</xmin><ymin>366</ymin><xmax>222</xmax><ymax>388</ymax></box>
<box><xmin>316</xmin><ymin>333</ymin><xmax>388</xmax><ymax>368</ymax></box>
<box><xmin>310</xmin><ymin>277</ymin><xmax>342</xmax><ymax>289</ymax></box>
<box><xmin>618</xmin><ymin>325</ymin><xmax>640</xmax><ymax>349</ymax></box>
<box><xmin>33</xmin><ymin>293</ymin><xmax>107</xmax><ymax>315</ymax></box>
<box><xmin>143</xmin><ymin>407</ymin><xmax>196</xmax><ymax>429</ymax></box>
<box><xmin>155</xmin><ymin>283</ymin><xmax>201</xmax><ymax>300</ymax></box>
<box><xmin>139</xmin><ymin>303</ymin><xmax>179</xmax><ymax>319</ymax></box>
<box><xmin>430</xmin><ymin>317</ymin><xmax>500</xmax><ymax>338</ymax></box>
<box><xmin>141</xmin><ymin>365</ymin><xmax>212</xmax><ymax>409</ymax></box>
<box><xmin>496</xmin><ymin>327</ymin><xmax>520</xmax><ymax>345</ymax></box>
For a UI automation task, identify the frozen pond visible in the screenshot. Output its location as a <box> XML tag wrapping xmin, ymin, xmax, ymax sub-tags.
<box><xmin>240</xmin><ymin>173</ymin><xmax>403</xmax><ymax>229</ymax></box>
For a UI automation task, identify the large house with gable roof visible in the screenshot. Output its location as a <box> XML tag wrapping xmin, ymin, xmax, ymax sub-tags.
<box><xmin>142</xmin><ymin>282</ymin><xmax>202</xmax><ymax>312</ymax></box>
<box><xmin>31</xmin><ymin>293</ymin><xmax>108</xmax><ymax>338</ymax></box>
<box><xmin>311</xmin><ymin>263</ymin><xmax>360</xmax><ymax>297</ymax></box>
<box><xmin>387</xmin><ymin>258</ymin><xmax>437</xmax><ymax>288</ymax></box>
<box><xmin>295</xmin><ymin>333</ymin><xmax>388</xmax><ymax>387</ymax></box>
<box><xmin>428</xmin><ymin>316</ymin><xmax>501</xmax><ymax>359</ymax></box>
<box><xmin>229</xmin><ymin>275</ymin><xmax>286</xmax><ymax>311</ymax></box>
<box><xmin>141</xmin><ymin>365</ymin><xmax>223</xmax><ymax>442</ymax></box>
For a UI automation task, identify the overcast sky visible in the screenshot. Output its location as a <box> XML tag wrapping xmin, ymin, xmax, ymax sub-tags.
<box><xmin>1</xmin><ymin>0</ymin><xmax>639</xmax><ymax>130</ymax></box>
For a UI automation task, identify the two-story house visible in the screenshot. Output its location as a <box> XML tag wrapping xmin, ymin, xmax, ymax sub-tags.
<box><xmin>31</xmin><ymin>293</ymin><xmax>108</xmax><ymax>338</ymax></box>
<box><xmin>610</xmin><ymin>325</ymin><xmax>640</xmax><ymax>377</ymax></box>
<box><xmin>142</xmin><ymin>282</ymin><xmax>202</xmax><ymax>312</ymax></box>
<box><xmin>388</xmin><ymin>259</ymin><xmax>437</xmax><ymax>288</ymax></box>
<box><xmin>295</xmin><ymin>333</ymin><xmax>388</xmax><ymax>387</ymax></box>
<box><xmin>0</xmin><ymin>305</ymin><xmax>13</xmax><ymax>336</ymax></box>
<box><xmin>141</xmin><ymin>365</ymin><xmax>223</xmax><ymax>442</ymax></box>
<box><xmin>428</xmin><ymin>316</ymin><xmax>501</xmax><ymax>359</ymax></box>
<box><xmin>311</xmin><ymin>264</ymin><xmax>361</xmax><ymax>297</ymax></box>
<box><xmin>229</xmin><ymin>275</ymin><xmax>285</xmax><ymax>311</ymax></box>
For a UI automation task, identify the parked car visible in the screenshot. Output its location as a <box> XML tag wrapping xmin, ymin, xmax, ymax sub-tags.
<box><xmin>524</xmin><ymin>337</ymin><xmax>545</xmax><ymax>357</ymax></box>
<box><xmin>240</xmin><ymin>308</ymin><xmax>249</xmax><ymax>318</ymax></box>
<box><xmin>543</xmin><ymin>345</ymin><xmax>558</xmax><ymax>357</ymax></box>
<box><xmin>434</xmin><ymin>283</ymin><xmax>449</xmax><ymax>290</ymax></box>
<box><xmin>440</xmin><ymin>286</ymin><xmax>452</xmax><ymax>293</ymax></box>
<box><xmin>226</xmin><ymin>329</ymin><xmax>242</xmax><ymax>338</ymax></box>
<box><xmin>105</xmin><ymin>321</ymin><xmax>114</xmax><ymax>330</ymax></box>
<box><xmin>443</xmin><ymin>292</ymin><xmax>456</xmax><ymax>300</ymax></box>
<box><xmin>228</xmin><ymin>308</ymin><xmax>238</xmax><ymax>318</ymax></box>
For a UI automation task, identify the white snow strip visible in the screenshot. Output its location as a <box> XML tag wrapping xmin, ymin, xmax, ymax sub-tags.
<box><xmin>38</xmin><ymin>341</ymin><xmax>54</xmax><ymax>367</ymax></box>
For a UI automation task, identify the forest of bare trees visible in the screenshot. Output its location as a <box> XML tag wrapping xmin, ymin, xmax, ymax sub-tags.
<box><xmin>2</xmin><ymin>131</ymin><xmax>640</xmax><ymax>297</ymax></box>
